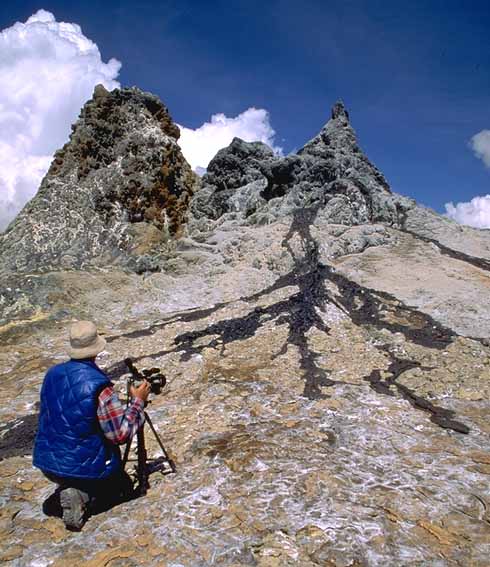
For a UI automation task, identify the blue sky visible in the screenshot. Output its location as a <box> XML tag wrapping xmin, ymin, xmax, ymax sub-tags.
<box><xmin>1</xmin><ymin>0</ymin><xmax>489</xmax><ymax>219</ymax></box>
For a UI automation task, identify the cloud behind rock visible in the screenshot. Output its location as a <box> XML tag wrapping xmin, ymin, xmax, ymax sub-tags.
<box><xmin>445</xmin><ymin>194</ymin><xmax>490</xmax><ymax>229</ymax></box>
<box><xmin>177</xmin><ymin>107</ymin><xmax>282</xmax><ymax>172</ymax></box>
<box><xmin>471</xmin><ymin>130</ymin><xmax>490</xmax><ymax>168</ymax></box>
<box><xmin>444</xmin><ymin>130</ymin><xmax>490</xmax><ymax>229</ymax></box>
<box><xmin>0</xmin><ymin>9</ymin><xmax>121</xmax><ymax>230</ymax></box>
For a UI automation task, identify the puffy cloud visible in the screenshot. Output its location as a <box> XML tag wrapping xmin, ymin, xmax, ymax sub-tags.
<box><xmin>445</xmin><ymin>130</ymin><xmax>490</xmax><ymax>229</ymax></box>
<box><xmin>470</xmin><ymin>130</ymin><xmax>490</xmax><ymax>168</ymax></box>
<box><xmin>0</xmin><ymin>11</ymin><xmax>281</xmax><ymax>229</ymax></box>
<box><xmin>177</xmin><ymin>107</ymin><xmax>282</xmax><ymax>172</ymax></box>
<box><xmin>0</xmin><ymin>9</ymin><xmax>121</xmax><ymax>230</ymax></box>
<box><xmin>445</xmin><ymin>195</ymin><xmax>490</xmax><ymax>229</ymax></box>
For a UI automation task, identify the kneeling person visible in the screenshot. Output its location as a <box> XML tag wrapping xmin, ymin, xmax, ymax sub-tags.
<box><xmin>33</xmin><ymin>321</ymin><xmax>150</xmax><ymax>530</ymax></box>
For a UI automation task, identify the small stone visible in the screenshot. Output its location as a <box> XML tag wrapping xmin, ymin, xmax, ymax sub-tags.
<box><xmin>456</xmin><ymin>388</ymin><xmax>484</xmax><ymax>401</ymax></box>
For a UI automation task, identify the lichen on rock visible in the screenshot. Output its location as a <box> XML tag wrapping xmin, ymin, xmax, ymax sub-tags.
<box><xmin>0</xmin><ymin>85</ymin><xmax>198</xmax><ymax>273</ymax></box>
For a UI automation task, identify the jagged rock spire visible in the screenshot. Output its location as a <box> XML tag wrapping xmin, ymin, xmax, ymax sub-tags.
<box><xmin>191</xmin><ymin>99</ymin><xmax>397</xmax><ymax>228</ymax></box>
<box><xmin>331</xmin><ymin>100</ymin><xmax>350</xmax><ymax>121</ymax></box>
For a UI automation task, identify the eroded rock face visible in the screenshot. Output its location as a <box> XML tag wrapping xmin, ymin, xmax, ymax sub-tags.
<box><xmin>190</xmin><ymin>102</ymin><xmax>398</xmax><ymax>229</ymax></box>
<box><xmin>0</xmin><ymin>85</ymin><xmax>197</xmax><ymax>273</ymax></box>
<box><xmin>190</xmin><ymin>138</ymin><xmax>277</xmax><ymax>220</ymax></box>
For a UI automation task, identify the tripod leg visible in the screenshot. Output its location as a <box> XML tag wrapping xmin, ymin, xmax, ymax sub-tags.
<box><xmin>144</xmin><ymin>412</ymin><xmax>176</xmax><ymax>473</ymax></box>
<box><xmin>122</xmin><ymin>437</ymin><xmax>132</xmax><ymax>468</ymax></box>
<box><xmin>137</xmin><ymin>427</ymin><xmax>149</xmax><ymax>496</ymax></box>
<box><xmin>144</xmin><ymin>412</ymin><xmax>169</xmax><ymax>457</ymax></box>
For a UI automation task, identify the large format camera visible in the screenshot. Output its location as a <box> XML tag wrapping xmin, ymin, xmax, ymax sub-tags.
<box><xmin>124</xmin><ymin>358</ymin><xmax>166</xmax><ymax>396</ymax></box>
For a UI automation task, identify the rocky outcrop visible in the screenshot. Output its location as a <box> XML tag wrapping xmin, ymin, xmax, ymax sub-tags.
<box><xmin>190</xmin><ymin>101</ymin><xmax>399</xmax><ymax>230</ymax></box>
<box><xmin>0</xmin><ymin>96</ymin><xmax>401</xmax><ymax>275</ymax></box>
<box><xmin>190</xmin><ymin>138</ymin><xmax>277</xmax><ymax>221</ymax></box>
<box><xmin>2</xmin><ymin>93</ymin><xmax>490</xmax><ymax>565</ymax></box>
<box><xmin>0</xmin><ymin>85</ymin><xmax>197</xmax><ymax>273</ymax></box>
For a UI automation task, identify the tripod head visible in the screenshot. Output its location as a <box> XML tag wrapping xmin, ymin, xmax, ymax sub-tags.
<box><xmin>124</xmin><ymin>358</ymin><xmax>167</xmax><ymax>396</ymax></box>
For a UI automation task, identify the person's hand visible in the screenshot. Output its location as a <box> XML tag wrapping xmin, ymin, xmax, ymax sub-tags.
<box><xmin>130</xmin><ymin>380</ymin><xmax>151</xmax><ymax>402</ymax></box>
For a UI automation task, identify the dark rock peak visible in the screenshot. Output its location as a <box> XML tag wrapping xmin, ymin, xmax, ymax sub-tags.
<box><xmin>223</xmin><ymin>137</ymin><xmax>274</xmax><ymax>158</ymax></box>
<box><xmin>300</xmin><ymin>101</ymin><xmax>357</xmax><ymax>157</ymax></box>
<box><xmin>191</xmin><ymin>99</ymin><xmax>396</xmax><ymax>228</ymax></box>
<box><xmin>203</xmin><ymin>138</ymin><xmax>277</xmax><ymax>192</ymax></box>
<box><xmin>208</xmin><ymin>138</ymin><xmax>275</xmax><ymax>169</ymax></box>
<box><xmin>331</xmin><ymin>100</ymin><xmax>350</xmax><ymax>121</ymax></box>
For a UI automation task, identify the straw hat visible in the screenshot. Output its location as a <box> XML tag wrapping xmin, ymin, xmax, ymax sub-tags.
<box><xmin>68</xmin><ymin>321</ymin><xmax>106</xmax><ymax>359</ymax></box>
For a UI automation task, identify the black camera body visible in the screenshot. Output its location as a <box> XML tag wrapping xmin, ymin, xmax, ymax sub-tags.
<box><xmin>124</xmin><ymin>357</ymin><xmax>166</xmax><ymax>395</ymax></box>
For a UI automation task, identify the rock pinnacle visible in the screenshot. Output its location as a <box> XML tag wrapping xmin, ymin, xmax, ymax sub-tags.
<box><xmin>331</xmin><ymin>100</ymin><xmax>349</xmax><ymax>121</ymax></box>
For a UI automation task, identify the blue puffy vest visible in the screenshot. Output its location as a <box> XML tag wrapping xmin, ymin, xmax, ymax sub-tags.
<box><xmin>33</xmin><ymin>359</ymin><xmax>121</xmax><ymax>479</ymax></box>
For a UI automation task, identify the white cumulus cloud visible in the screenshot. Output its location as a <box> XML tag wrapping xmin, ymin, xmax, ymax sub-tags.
<box><xmin>0</xmin><ymin>9</ymin><xmax>121</xmax><ymax>230</ymax></box>
<box><xmin>444</xmin><ymin>130</ymin><xmax>490</xmax><ymax>229</ymax></box>
<box><xmin>177</xmin><ymin>107</ymin><xmax>282</xmax><ymax>172</ymax></box>
<box><xmin>445</xmin><ymin>195</ymin><xmax>490</xmax><ymax>229</ymax></box>
<box><xmin>470</xmin><ymin>130</ymin><xmax>490</xmax><ymax>168</ymax></box>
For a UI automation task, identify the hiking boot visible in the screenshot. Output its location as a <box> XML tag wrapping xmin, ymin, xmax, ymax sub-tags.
<box><xmin>59</xmin><ymin>487</ymin><xmax>89</xmax><ymax>531</ymax></box>
<box><xmin>42</xmin><ymin>488</ymin><xmax>63</xmax><ymax>518</ymax></box>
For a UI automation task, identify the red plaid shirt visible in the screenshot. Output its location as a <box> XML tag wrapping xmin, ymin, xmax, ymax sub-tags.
<box><xmin>97</xmin><ymin>386</ymin><xmax>145</xmax><ymax>444</ymax></box>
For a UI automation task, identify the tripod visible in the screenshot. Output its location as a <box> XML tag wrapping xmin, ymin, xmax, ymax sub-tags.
<box><xmin>122</xmin><ymin>410</ymin><xmax>176</xmax><ymax>495</ymax></box>
<box><xmin>122</xmin><ymin>358</ymin><xmax>176</xmax><ymax>495</ymax></box>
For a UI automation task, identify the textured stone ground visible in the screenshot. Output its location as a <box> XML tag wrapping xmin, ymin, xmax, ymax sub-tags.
<box><xmin>1</xmin><ymin>211</ymin><xmax>490</xmax><ymax>566</ymax></box>
<box><xmin>1</xmin><ymin>94</ymin><xmax>490</xmax><ymax>565</ymax></box>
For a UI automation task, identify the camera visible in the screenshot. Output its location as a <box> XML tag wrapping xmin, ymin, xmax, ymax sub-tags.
<box><xmin>124</xmin><ymin>357</ymin><xmax>166</xmax><ymax>395</ymax></box>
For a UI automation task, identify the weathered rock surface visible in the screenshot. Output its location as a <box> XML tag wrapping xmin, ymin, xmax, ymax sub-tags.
<box><xmin>0</xmin><ymin>85</ymin><xmax>197</xmax><ymax>273</ymax></box>
<box><xmin>1</xmin><ymin>209</ymin><xmax>490</xmax><ymax>566</ymax></box>
<box><xmin>397</xmin><ymin>194</ymin><xmax>490</xmax><ymax>262</ymax></box>
<box><xmin>190</xmin><ymin>102</ymin><xmax>398</xmax><ymax>229</ymax></box>
<box><xmin>1</xmin><ymin>96</ymin><xmax>490</xmax><ymax>566</ymax></box>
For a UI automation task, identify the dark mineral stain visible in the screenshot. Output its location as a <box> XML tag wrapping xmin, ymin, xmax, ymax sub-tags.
<box><xmin>363</xmin><ymin>347</ymin><xmax>470</xmax><ymax>434</ymax></box>
<box><xmin>110</xmin><ymin>208</ymin><xmax>350</xmax><ymax>398</ymax></box>
<box><xmin>399</xmin><ymin>218</ymin><xmax>490</xmax><ymax>273</ymax></box>
<box><xmin>105</xmin><ymin>206</ymin><xmax>470</xmax><ymax>432</ymax></box>
<box><xmin>272</xmin><ymin>207</ymin><xmax>337</xmax><ymax>399</ymax></box>
<box><xmin>0</xmin><ymin>414</ymin><xmax>39</xmax><ymax>461</ymax></box>
<box><xmin>323</xmin><ymin>267</ymin><xmax>455</xmax><ymax>349</ymax></box>
<box><xmin>105</xmin><ymin>301</ymin><xmax>230</xmax><ymax>343</ymax></box>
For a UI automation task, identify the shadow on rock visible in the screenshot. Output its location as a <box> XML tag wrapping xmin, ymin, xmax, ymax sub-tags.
<box><xmin>0</xmin><ymin>413</ymin><xmax>39</xmax><ymax>461</ymax></box>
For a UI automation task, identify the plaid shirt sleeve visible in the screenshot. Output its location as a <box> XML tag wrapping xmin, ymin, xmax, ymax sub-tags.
<box><xmin>97</xmin><ymin>386</ymin><xmax>145</xmax><ymax>445</ymax></box>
